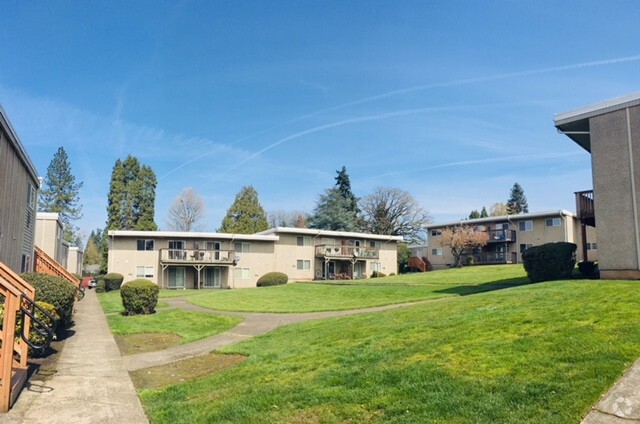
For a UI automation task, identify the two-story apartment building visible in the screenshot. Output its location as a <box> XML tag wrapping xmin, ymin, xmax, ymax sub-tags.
<box><xmin>0</xmin><ymin>107</ymin><xmax>39</xmax><ymax>274</ymax></box>
<box><xmin>425</xmin><ymin>210</ymin><xmax>596</xmax><ymax>269</ymax></box>
<box><xmin>107</xmin><ymin>227</ymin><xmax>403</xmax><ymax>289</ymax></box>
<box><xmin>555</xmin><ymin>92</ymin><xmax>640</xmax><ymax>279</ymax></box>
<box><xmin>35</xmin><ymin>212</ymin><xmax>84</xmax><ymax>275</ymax></box>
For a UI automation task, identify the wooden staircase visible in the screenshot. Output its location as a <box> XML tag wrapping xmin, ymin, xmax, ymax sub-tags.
<box><xmin>408</xmin><ymin>256</ymin><xmax>431</xmax><ymax>272</ymax></box>
<box><xmin>34</xmin><ymin>246</ymin><xmax>83</xmax><ymax>298</ymax></box>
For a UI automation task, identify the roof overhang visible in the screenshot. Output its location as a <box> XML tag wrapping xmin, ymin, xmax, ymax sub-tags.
<box><xmin>258</xmin><ymin>227</ymin><xmax>405</xmax><ymax>242</ymax></box>
<box><xmin>554</xmin><ymin>92</ymin><xmax>640</xmax><ymax>153</ymax></box>
<box><xmin>107</xmin><ymin>230</ymin><xmax>279</xmax><ymax>242</ymax></box>
<box><xmin>424</xmin><ymin>210</ymin><xmax>576</xmax><ymax>230</ymax></box>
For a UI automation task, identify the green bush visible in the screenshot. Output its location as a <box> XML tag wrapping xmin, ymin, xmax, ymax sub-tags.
<box><xmin>256</xmin><ymin>272</ymin><xmax>288</xmax><ymax>287</ymax></box>
<box><xmin>522</xmin><ymin>242</ymin><xmax>577</xmax><ymax>283</ymax></box>
<box><xmin>29</xmin><ymin>301</ymin><xmax>60</xmax><ymax>350</ymax></box>
<box><xmin>121</xmin><ymin>279</ymin><xmax>159</xmax><ymax>315</ymax></box>
<box><xmin>103</xmin><ymin>273</ymin><xmax>124</xmax><ymax>292</ymax></box>
<box><xmin>95</xmin><ymin>279</ymin><xmax>106</xmax><ymax>293</ymax></box>
<box><xmin>21</xmin><ymin>273</ymin><xmax>77</xmax><ymax>327</ymax></box>
<box><xmin>371</xmin><ymin>271</ymin><xmax>387</xmax><ymax>278</ymax></box>
<box><xmin>578</xmin><ymin>261</ymin><xmax>599</xmax><ymax>278</ymax></box>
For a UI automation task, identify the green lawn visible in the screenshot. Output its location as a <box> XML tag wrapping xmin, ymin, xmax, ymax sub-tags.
<box><xmin>184</xmin><ymin>265</ymin><xmax>529</xmax><ymax>313</ymax></box>
<box><xmin>107</xmin><ymin>308</ymin><xmax>242</xmax><ymax>344</ymax></box>
<box><xmin>140</xmin><ymin>276</ymin><xmax>640</xmax><ymax>423</ymax></box>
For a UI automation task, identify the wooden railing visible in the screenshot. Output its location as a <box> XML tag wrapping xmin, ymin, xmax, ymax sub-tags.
<box><xmin>0</xmin><ymin>262</ymin><xmax>35</xmax><ymax>411</ymax></box>
<box><xmin>486</xmin><ymin>229</ymin><xmax>516</xmax><ymax>243</ymax></box>
<box><xmin>575</xmin><ymin>190</ymin><xmax>595</xmax><ymax>226</ymax></box>
<box><xmin>34</xmin><ymin>246</ymin><xmax>82</xmax><ymax>290</ymax></box>
<box><xmin>159</xmin><ymin>249</ymin><xmax>236</xmax><ymax>264</ymax></box>
<box><xmin>315</xmin><ymin>245</ymin><xmax>379</xmax><ymax>259</ymax></box>
<box><xmin>408</xmin><ymin>256</ymin><xmax>431</xmax><ymax>272</ymax></box>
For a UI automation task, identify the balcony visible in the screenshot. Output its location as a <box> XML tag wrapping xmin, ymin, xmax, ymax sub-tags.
<box><xmin>315</xmin><ymin>244</ymin><xmax>379</xmax><ymax>259</ymax></box>
<box><xmin>160</xmin><ymin>248</ymin><xmax>236</xmax><ymax>265</ymax></box>
<box><xmin>486</xmin><ymin>229</ymin><xmax>516</xmax><ymax>243</ymax></box>
<box><xmin>575</xmin><ymin>190</ymin><xmax>595</xmax><ymax>227</ymax></box>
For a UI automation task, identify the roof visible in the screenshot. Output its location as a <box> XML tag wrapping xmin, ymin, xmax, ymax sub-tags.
<box><xmin>554</xmin><ymin>92</ymin><xmax>640</xmax><ymax>152</ymax></box>
<box><xmin>107</xmin><ymin>230</ymin><xmax>279</xmax><ymax>242</ymax></box>
<box><xmin>424</xmin><ymin>210</ymin><xmax>576</xmax><ymax>229</ymax></box>
<box><xmin>0</xmin><ymin>106</ymin><xmax>40</xmax><ymax>183</ymax></box>
<box><xmin>257</xmin><ymin>227</ymin><xmax>405</xmax><ymax>242</ymax></box>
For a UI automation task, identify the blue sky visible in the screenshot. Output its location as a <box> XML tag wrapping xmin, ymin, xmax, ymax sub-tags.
<box><xmin>1</xmin><ymin>1</ymin><xmax>639</xmax><ymax>240</ymax></box>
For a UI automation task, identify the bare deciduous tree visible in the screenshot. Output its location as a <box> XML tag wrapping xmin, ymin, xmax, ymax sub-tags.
<box><xmin>360</xmin><ymin>187</ymin><xmax>431</xmax><ymax>244</ymax></box>
<box><xmin>489</xmin><ymin>202</ymin><xmax>509</xmax><ymax>216</ymax></box>
<box><xmin>440</xmin><ymin>225</ymin><xmax>490</xmax><ymax>267</ymax></box>
<box><xmin>166</xmin><ymin>187</ymin><xmax>206</xmax><ymax>231</ymax></box>
<box><xmin>268</xmin><ymin>210</ymin><xmax>309</xmax><ymax>228</ymax></box>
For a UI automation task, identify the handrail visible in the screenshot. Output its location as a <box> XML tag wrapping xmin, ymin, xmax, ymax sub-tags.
<box><xmin>19</xmin><ymin>293</ymin><xmax>58</xmax><ymax>352</ymax></box>
<box><xmin>34</xmin><ymin>245</ymin><xmax>82</xmax><ymax>290</ymax></box>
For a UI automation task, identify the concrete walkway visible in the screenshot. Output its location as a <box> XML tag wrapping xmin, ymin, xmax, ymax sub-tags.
<box><xmin>5</xmin><ymin>290</ymin><xmax>148</xmax><ymax>424</ymax></box>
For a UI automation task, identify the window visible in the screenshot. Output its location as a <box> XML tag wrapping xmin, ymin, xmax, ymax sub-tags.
<box><xmin>519</xmin><ymin>221</ymin><xmax>533</xmax><ymax>232</ymax></box>
<box><xmin>297</xmin><ymin>236</ymin><xmax>311</xmax><ymax>246</ymax></box>
<box><xmin>297</xmin><ymin>259</ymin><xmax>311</xmax><ymax>270</ymax></box>
<box><xmin>26</xmin><ymin>183</ymin><xmax>36</xmax><ymax>210</ymax></box>
<box><xmin>432</xmin><ymin>248</ymin><xmax>443</xmax><ymax>256</ymax></box>
<box><xmin>369</xmin><ymin>240</ymin><xmax>380</xmax><ymax>248</ymax></box>
<box><xmin>234</xmin><ymin>267</ymin><xmax>251</xmax><ymax>279</ymax></box>
<box><xmin>136</xmin><ymin>266</ymin><xmax>154</xmax><ymax>278</ymax></box>
<box><xmin>520</xmin><ymin>244</ymin><xmax>533</xmax><ymax>254</ymax></box>
<box><xmin>431</xmin><ymin>229</ymin><xmax>442</xmax><ymax>237</ymax></box>
<box><xmin>372</xmin><ymin>262</ymin><xmax>382</xmax><ymax>271</ymax></box>
<box><xmin>546</xmin><ymin>217</ymin><xmax>561</xmax><ymax>227</ymax></box>
<box><xmin>234</xmin><ymin>242</ymin><xmax>250</xmax><ymax>253</ymax></box>
<box><xmin>205</xmin><ymin>241</ymin><xmax>221</xmax><ymax>250</ymax></box>
<box><xmin>137</xmin><ymin>239</ymin><xmax>155</xmax><ymax>251</ymax></box>
<box><xmin>587</xmin><ymin>242</ymin><xmax>598</xmax><ymax>250</ymax></box>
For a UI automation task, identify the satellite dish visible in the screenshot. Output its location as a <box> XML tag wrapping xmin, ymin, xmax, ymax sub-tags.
<box><xmin>234</xmin><ymin>255</ymin><xmax>241</xmax><ymax>262</ymax></box>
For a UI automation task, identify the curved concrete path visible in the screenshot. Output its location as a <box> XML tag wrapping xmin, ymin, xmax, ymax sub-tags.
<box><xmin>123</xmin><ymin>297</ymin><xmax>438</xmax><ymax>371</ymax></box>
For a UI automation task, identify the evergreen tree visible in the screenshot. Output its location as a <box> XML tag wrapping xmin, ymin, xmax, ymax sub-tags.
<box><xmin>107</xmin><ymin>156</ymin><xmax>158</xmax><ymax>230</ymax></box>
<box><xmin>83</xmin><ymin>230</ymin><xmax>102</xmax><ymax>266</ymax></box>
<box><xmin>39</xmin><ymin>146</ymin><xmax>83</xmax><ymax>245</ymax></box>
<box><xmin>469</xmin><ymin>210</ymin><xmax>480</xmax><ymax>219</ymax></box>
<box><xmin>480</xmin><ymin>206</ymin><xmax>489</xmax><ymax>218</ymax></box>
<box><xmin>506</xmin><ymin>183</ymin><xmax>529</xmax><ymax>214</ymax></box>
<box><xmin>219</xmin><ymin>186</ymin><xmax>268</xmax><ymax>234</ymax></box>
<box><xmin>310</xmin><ymin>166</ymin><xmax>363</xmax><ymax>231</ymax></box>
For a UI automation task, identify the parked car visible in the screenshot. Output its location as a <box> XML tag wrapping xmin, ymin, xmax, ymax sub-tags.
<box><xmin>88</xmin><ymin>278</ymin><xmax>97</xmax><ymax>289</ymax></box>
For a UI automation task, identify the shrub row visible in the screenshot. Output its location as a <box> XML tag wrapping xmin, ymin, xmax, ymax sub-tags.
<box><xmin>120</xmin><ymin>279</ymin><xmax>159</xmax><ymax>315</ymax></box>
<box><xmin>522</xmin><ymin>242</ymin><xmax>577</xmax><ymax>283</ymax></box>
<box><xmin>257</xmin><ymin>272</ymin><xmax>288</xmax><ymax>287</ymax></box>
<box><xmin>22</xmin><ymin>273</ymin><xmax>77</xmax><ymax>327</ymax></box>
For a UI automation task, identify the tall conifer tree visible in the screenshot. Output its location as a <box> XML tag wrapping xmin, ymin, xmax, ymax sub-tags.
<box><xmin>219</xmin><ymin>186</ymin><xmax>268</xmax><ymax>234</ymax></box>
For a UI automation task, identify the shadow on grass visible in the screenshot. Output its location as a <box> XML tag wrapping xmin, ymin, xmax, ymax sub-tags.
<box><xmin>434</xmin><ymin>277</ymin><xmax>534</xmax><ymax>296</ymax></box>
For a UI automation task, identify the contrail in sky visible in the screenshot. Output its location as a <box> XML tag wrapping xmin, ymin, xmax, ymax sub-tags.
<box><xmin>162</xmin><ymin>54</ymin><xmax>640</xmax><ymax>181</ymax></box>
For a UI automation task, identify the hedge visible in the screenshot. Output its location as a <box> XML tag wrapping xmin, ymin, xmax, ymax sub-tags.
<box><xmin>522</xmin><ymin>242</ymin><xmax>577</xmax><ymax>283</ymax></box>
<box><xmin>257</xmin><ymin>272</ymin><xmax>288</xmax><ymax>287</ymax></box>
<box><xmin>103</xmin><ymin>273</ymin><xmax>124</xmax><ymax>292</ymax></box>
<box><xmin>121</xmin><ymin>279</ymin><xmax>159</xmax><ymax>315</ymax></box>
<box><xmin>21</xmin><ymin>273</ymin><xmax>77</xmax><ymax>327</ymax></box>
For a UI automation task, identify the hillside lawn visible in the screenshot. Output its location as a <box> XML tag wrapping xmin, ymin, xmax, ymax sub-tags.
<box><xmin>137</xmin><ymin>266</ymin><xmax>640</xmax><ymax>423</ymax></box>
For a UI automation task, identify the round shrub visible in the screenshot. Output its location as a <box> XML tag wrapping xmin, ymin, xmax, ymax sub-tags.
<box><xmin>256</xmin><ymin>272</ymin><xmax>288</xmax><ymax>287</ymax></box>
<box><xmin>103</xmin><ymin>273</ymin><xmax>124</xmax><ymax>292</ymax></box>
<box><xmin>121</xmin><ymin>279</ymin><xmax>159</xmax><ymax>315</ymax></box>
<box><xmin>371</xmin><ymin>271</ymin><xmax>386</xmax><ymax>278</ymax></box>
<box><xmin>95</xmin><ymin>279</ymin><xmax>106</xmax><ymax>293</ymax></box>
<box><xmin>21</xmin><ymin>273</ymin><xmax>77</xmax><ymax>327</ymax></box>
<box><xmin>522</xmin><ymin>242</ymin><xmax>577</xmax><ymax>283</ymax></box>
<box><xmin>29</xmin><ymin>301</ymin><xmax>60</xmax><ymax>350</ymax></box>
<box><xmin>578</xmin><ymin>261</ymin><xmax>599</xmax><ymax>278</ymax></box>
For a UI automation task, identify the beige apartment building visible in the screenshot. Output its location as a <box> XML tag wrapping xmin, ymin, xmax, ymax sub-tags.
<box><xmin>107</xmin><ymin>227</ymin><xmax>403</xmax><ymax>289</ymax></box>
<box><xmin>424</xmin><ymin>210</ymin><xmax>596</xmax><ymax>269</ymax></box>
<box><xmin>556</xmin><ymin>92</ymin><xmax>640</xmax><ymax>279</ymax></box>
<box><xmin>35</xmin><ymin>212</ymin><xmax>84</xmax><ymax>275</ymax></box>
<box><xmin>0</xmin><ymin>107</ymin><xmax>39</xmax><ymax>274</ymax></box>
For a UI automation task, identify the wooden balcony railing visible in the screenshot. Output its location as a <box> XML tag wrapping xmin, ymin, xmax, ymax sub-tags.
<box><xmin>575</xmin><ymin>190</ymin><xmax>595</xmax><ymax>226</ymax></box>
<box><xmin>486</xmin><ymin>229</ymin><xmax>516</xmax><ymax>243</ymax></box>
<box><xmin>315</xmin><ymin>244</ymin><xmax>379</xmax><ymax>259</ymax></box>
<box><xmin>408</xmin><ymin>256</ymin><xmax>431</xmax><ymax>272</ymax></box>
<box><xmin>34</xmin><ymin>246</ymin><xmax>82</xmax><ymax>291</ymax></box>
<box><xmin>159</xmin><ymin>249</ymin><xmax>236</xmax><ymax>264</ymax></box>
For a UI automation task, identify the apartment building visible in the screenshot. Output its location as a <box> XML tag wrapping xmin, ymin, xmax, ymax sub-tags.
<box><xmin>107</xmin><ymin>227</ymin><xmax>403</xmax><ymax>289</ymax></box>
<box><xmin>425</xmin><ymin>210</ymin><xmax>597</xmax><ymax>269</ymax></box>
<box><xmin>35</xmin><ymin>212</ymin><xmax>84</xmax><ymax>275</ymax></box>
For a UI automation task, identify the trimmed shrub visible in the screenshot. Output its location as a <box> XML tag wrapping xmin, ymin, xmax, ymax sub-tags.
<box><xmin>578</xmin><ymin>261</ymin><xmax>599</xmax><ymax>278</ymax></box>
<box><xmin>21</xmin><ymin>273</ymin><xmax>77</xmax><ymax>327</ymax></box>
<box><xmin>29</xmin><ymin>301</ymin><xmax>60</xmax><ymax>350</ymax></box>
<box><xmin>121</xmin><ymin>279</ymin><xmax>159</xmax><ymax>315</ymax></box>
<box><xmin>95</xmin><ymin>279</ymin><xmax>106</xmax><ymax>293</ymax></box>
<box><xmin>256</xmin><ymin>272</ymin><xmax>288</xmax><ymax>287</ymax></box>
<box><xmin>522</xmin><ymin>242</ymin><xmax>577</xmax><ymax>283</ymax></box>
<box><xmin>103</xmin><ymin>273</ymin><xmax>124</xmax><ymax>292</ymax></box>
<box><xmin>371</xmin><ymin>271</ymin><xmax>387</xmax><ymax>278</ymax></box>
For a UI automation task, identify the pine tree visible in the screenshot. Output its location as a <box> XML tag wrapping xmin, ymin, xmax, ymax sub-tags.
<box><xmin>107</xmin><ymin>156</ymin><xmax>158</xmax><ymax>230</ymax></box>
<box><xmin>83</xmin><ymin>230</ymin><xmax>102</xmax><ymax>266</ymax></box>
<box><xmin>506</xmin><ymin>183</ymin><xmax>529</xmax><ymax>214</ymax></box>
<box><xmin>480</xmin><ymin>206</ymin><xmax>489</xmax><ymax>218</ymax></box>
<box><xmin>39</xmin><ymin>146</ymin><xmax>83</xmax><ymax>244</ymax></box>
<box><xmin>219</xmin><ymin>186</ymin><xmax>268</xmax><ymax>234</ymax></box>
<box><xmin>335</xmin><ymin>166</ymin><xmax>360</xmax><ymax>216</ymax></box>
<box><xmin>310</xmin><ymin>166</ymin><xmax>363</xmax><ymax>231</ymax></box>
<box><xmin>469</xmin><ymin>210</ymin><xmax>480</xmax><ymax>219</ymax></box>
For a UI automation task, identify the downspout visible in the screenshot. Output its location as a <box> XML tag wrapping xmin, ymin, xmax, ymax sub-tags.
<box><xmin>625</xmin><ymin>108</ymin><xmax>640</xmax><ymax>269</ymax></box>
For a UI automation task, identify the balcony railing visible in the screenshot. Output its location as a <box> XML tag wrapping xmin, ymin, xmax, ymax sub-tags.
<box><xmin>575</xmin><ymin>190</ymin><xmax>595</xmax><ymax>226</ymax></box>
<box><xmin>160</xmin><ymin>249</ymin><xmax>236</xmax><ymax>264</ymax></box>
<box><xmin>463</xmin><ymin>252</ymin><xmax>511</xmax><ymax>265</ymax></box>
<box><xmin>315</xmin><ymin>244</ymin><xmax>379</xmax><ymax>259</ymax></box>
<box><xmin>486</xmin><ymin>229</ymin><xmax>516</xmax><ymax>243</ymax></box>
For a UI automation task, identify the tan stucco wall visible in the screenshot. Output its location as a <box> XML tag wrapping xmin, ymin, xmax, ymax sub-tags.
<box><xmin>590</xmin><ymin>106</ymin><xmax>640</xmax><ymax>277</ymax></box>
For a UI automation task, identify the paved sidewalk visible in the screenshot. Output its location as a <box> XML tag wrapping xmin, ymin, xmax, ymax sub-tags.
<box><xmin>5</xmin><ymin>289</ymin><xmax>148</xmax><ymax>424</ymax></box>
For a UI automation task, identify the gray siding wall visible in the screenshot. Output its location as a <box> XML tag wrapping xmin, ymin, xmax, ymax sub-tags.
<box><xmin>590</xmin><ymin>105</ymin><xmax>640</xmax><ymax>275</ymax></box>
